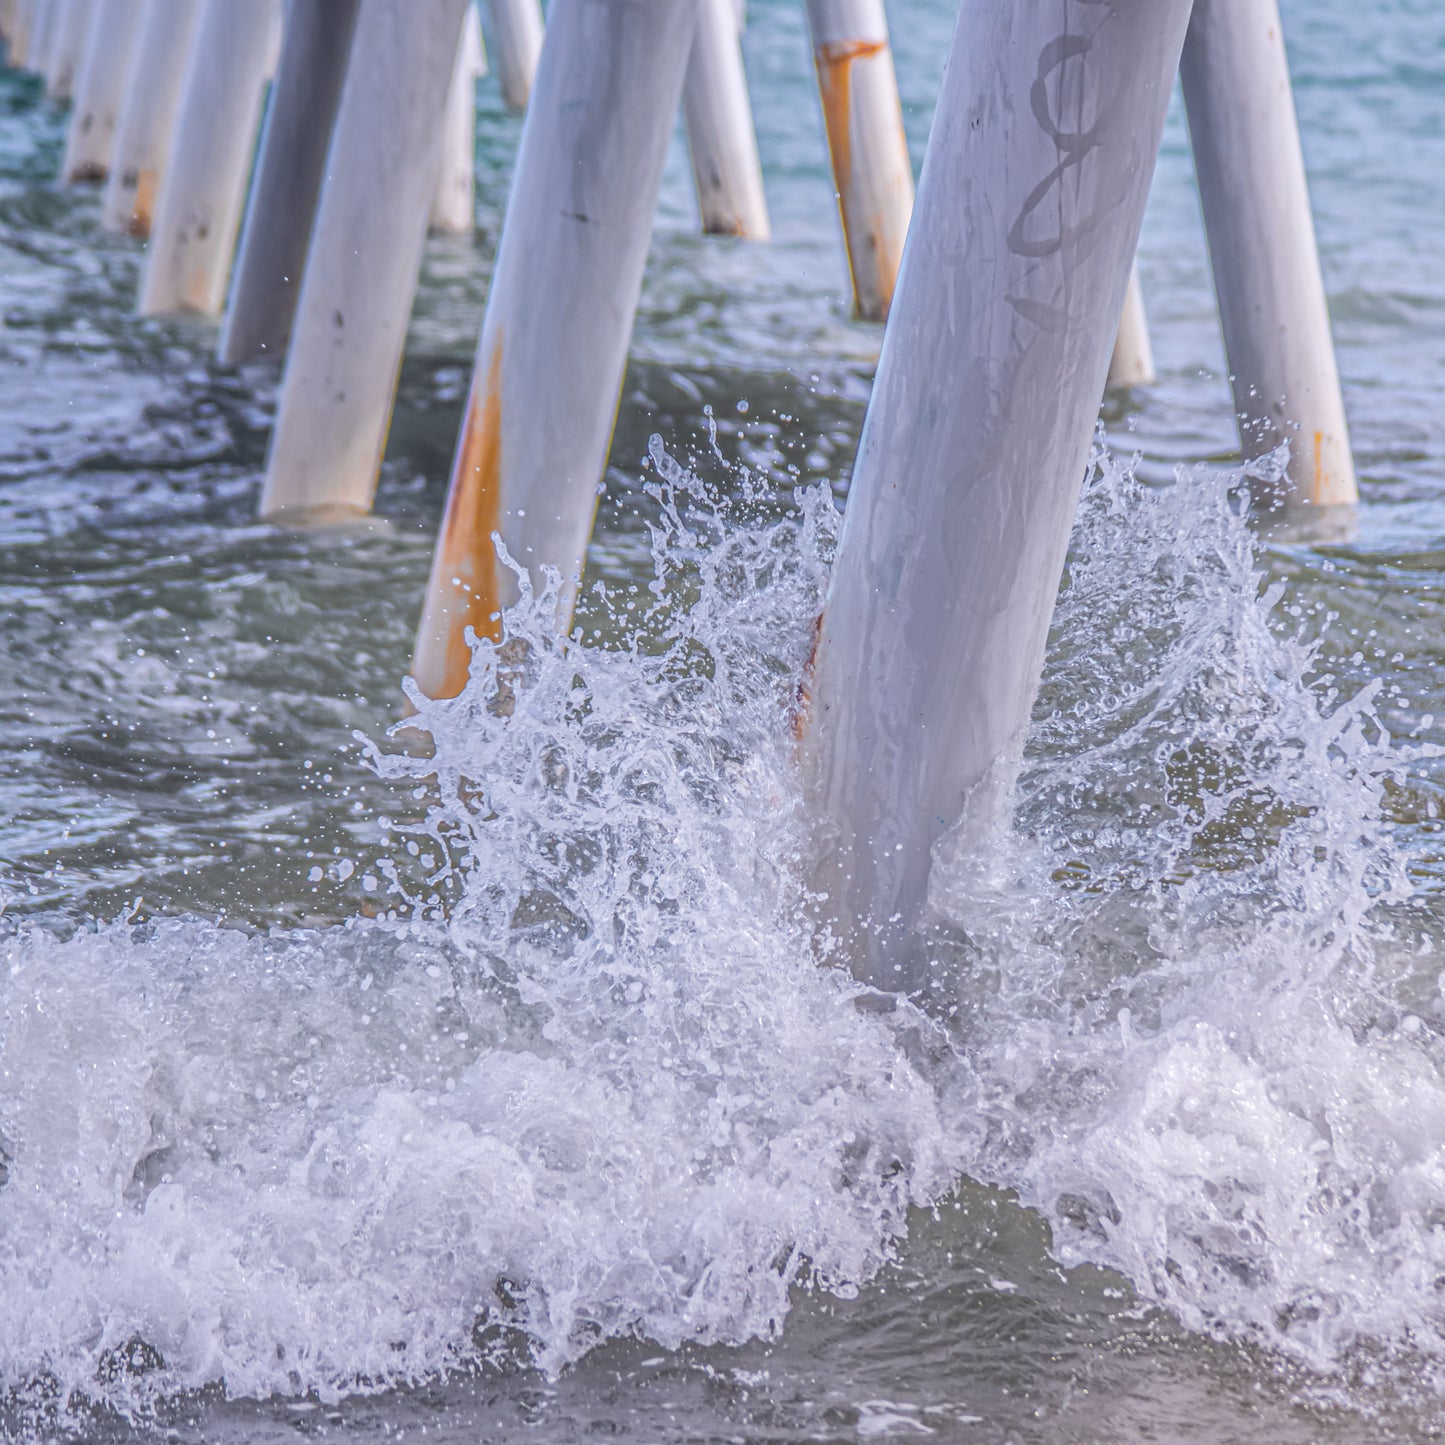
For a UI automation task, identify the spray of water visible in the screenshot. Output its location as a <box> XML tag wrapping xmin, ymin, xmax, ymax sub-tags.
<box><xmin>0</xmin><ymin>439</ymin><xmax>964</xmax><ymax>1420</ymax></box>
<box><xmin>936</xmin><ymin>442</ymin><xmax>1445</xmax><ymax>1390</ymax></box>
<box><xmin>1</xmin><ymin>437</ymin><xmax>1441</xmax><ymax>1423</ymax></box>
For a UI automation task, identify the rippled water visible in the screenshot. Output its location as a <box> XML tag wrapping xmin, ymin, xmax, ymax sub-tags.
<box><xmin>4</xmin><ymin>2</ymin><xmax>1445</xmax><ymax>1440</ymax></box>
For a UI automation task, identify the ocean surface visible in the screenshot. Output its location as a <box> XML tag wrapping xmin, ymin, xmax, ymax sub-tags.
<box><xmin>4</xmin><ymin>1</ymin><xmax>1445</xmax><ymax>1440</ymax></box>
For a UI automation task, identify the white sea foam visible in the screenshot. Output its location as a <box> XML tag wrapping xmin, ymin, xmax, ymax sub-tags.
<box><xmin>0</xmin><ymin>450</ymin><xmax>965</xmax><ymax>1416</ymax></box>
<box><xmin>937</xmin><ymin>444</ymin><xmax>1445</xmax><ymax>1387</ymax></box>
<box><xmin>2</xmin><ymin>441</ymin><xmax>1443</xmax><ymax>1421</ymax></box>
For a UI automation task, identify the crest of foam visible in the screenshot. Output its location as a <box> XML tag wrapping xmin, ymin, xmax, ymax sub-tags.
<box><xmin>3</xmin><ymin>435</ymin><xmax>1444</xmax><ymax>1421</ymax></box>
<box><xmin>0</xmin><ymin>441</ymin><xmax>965</xmax><ymax>1418</ymax></box>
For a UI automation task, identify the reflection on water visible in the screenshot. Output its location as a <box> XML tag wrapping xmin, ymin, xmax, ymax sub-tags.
<box><xmin>5</xmin><ymin>1</ymin><xmax>1445</xmax><ymax>1440</ymax></box>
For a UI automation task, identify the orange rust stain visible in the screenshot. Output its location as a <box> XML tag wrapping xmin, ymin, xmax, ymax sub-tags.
<box><xmin>1312</xmin><ymin>429</ymin><xmax>1324</xmax><ymax>504</ymax></box>
<box><xmin>791</xmin><ymin>610</ymin><xmax>825</xmax><ymax>743</ymax></box>
<box><xmin>434</xmin><ymin>339</ymin><xmax>506</xmax><ymax>700</ymax></box>
<box><xmin>815</xmin><ymin>39</ymin><xmax>896</xmax><ymax>320</ymax></box>
<box><xmin>130</xmin><ymin>168</ymin><xmax>157</xmax><ymax>239</ymax></box>
<box><xmin>816</xmin><ymin>39</ymin><xmax>885</xmax><ymax>194</ymax></box>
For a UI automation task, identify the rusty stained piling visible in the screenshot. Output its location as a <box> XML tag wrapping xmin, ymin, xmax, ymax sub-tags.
<box><xmin>218</xmin><ymin>0</ymin><xmax>363</xmax><ymax>366</ymax></box>
<box><xmin>682</xmin><ymin>0</ymin><xmax>769</xmax><ymax>240</ymax></box>
<box><xmin>60</xmin><ymin>0</ymin><xmax>142</xmax><ymax>182</ymax></box>
<box><xmin>483</xmin><ymin>0</ymin><xmax>541</xmax><ymax>113</ymax></box>
<box><xmin>258</xmin><ymin>0</ymin><xmax>469</xmax><ymax>518</ymax></box>
<box><xmin>137</xmin><ymin>0</ymin><xmax>280</xmax><ymax>317</ymax></box>
<box><xmin>1107</xmin><ymin>264</ymin><xmax>1157</xmax><ymax>389</ymax></box>
<box><xmin>100</xmin><ymin>0</ymin><xmax>198</xmax><ymax>236</ymax></box>
<box><xmin>803</xmin><ymin>0</ymin><xmax>913</xmax><ymax>321</ymax></box>
<box><xmin>430</xmin><ymin>0</ymin><xmax>486</xmax><ymax>235</ymax></box>
<box><xmin>798</xmin><ymin>0</ymin><xmax>1196</xmax><ymax>990</ymax></box>
<box><xmin>1180</xmin><ymin>0</ymin><xmax>1357</xmax><ymax>506</ymax></box>
<box><xmin>410</xmin><ymin>0</ymin><xmax>702</xmax><ymax>703</ymax></box>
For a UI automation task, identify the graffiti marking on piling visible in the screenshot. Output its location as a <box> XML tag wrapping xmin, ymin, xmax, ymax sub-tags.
<box><xmin>1007</xmin><ymin>31</ymin><xmax>1112</xmax><ymax>264</ymax></box>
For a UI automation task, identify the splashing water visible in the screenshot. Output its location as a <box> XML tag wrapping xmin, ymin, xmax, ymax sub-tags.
<box><xmin>2</xmin><ymin>440</ymin><xmax>1443</xmax><ymax>1425</ymax></box>
<box><xmin>936</xmin><ymin>443</ymin><xmax>1445</xmax><ymax>1392</ymax></box>
<box><xmin>0</xmin><ymin>444</ymin><xmax>964</xmax><ymax>1420</ymax></box>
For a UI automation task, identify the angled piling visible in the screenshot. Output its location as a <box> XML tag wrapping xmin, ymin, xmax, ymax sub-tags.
<box><xmin>1107</xmin><ymin>264</ymin><xmax>1158</xmax><ymax>390</ymax></box>
<box><xmin>483</xmin><ymin>0</ymin><xmax>541</xmax><ymax>113</ymax></box>
<box><xmin>1181</xmin><ymin>0</ymin><xmax>1356</xmax><ymax>506</ymax></box>
<box><xmin>798</xmin><ymin>0</ymin><xmax>1196</xmax><ymax>988</ymax></box>
<box><xmin>682</xmin><ymin>0</ymin><xmax>769</xmax><ymax>240</ymax></box>
<box><xmin>258</xmin><ymin>0</ymin><xmax>470</xmax><ymax>518</ymax></box>
<box><xmin>803</xmin><ymin>0</ymin><xmax>913</xmax><ymax>320</ymax></box>
<box><xmin>430</xmin><ymin>0</ymin><xmax>485</xmax><ymax>236</ymax></box>
<box><xmin>218</xmin><ymin>0</ymin><xmax>363</xmax><ymax>365</ymax></box>
<box><xmin>410</xmin><ymin>0</ymin><xmax>701</xmax><ymax>702</ymax></box>
<box><xmin>137</xmin><ymin>0</ymin><xmax>280</xmax><ymax>317</ymax></box>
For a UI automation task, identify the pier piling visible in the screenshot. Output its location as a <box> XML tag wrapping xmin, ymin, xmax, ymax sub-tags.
<box><xmin>803</xmin><ymin>0</ymin><xmax>913</xmax><ymax>321</ymax></box>
<box><xmin>483</xmin><ymin>0</ymin><xmax>541</xmax><ymax>114</ymax></box>
<box><xmin>429</xmin><ymin>1</ymin><xmax>486</xmax><ymax>236</ymax></box>
<box><xmin>683</xmin><ymin>0</ymin><xmax>770</xmax><ymax>240</ymax></box>
<box><xmin>29</xmin><ymin>0</ymin><xmax>61</xmax><ymax>83</ymax></box>
<box><xmin>258</xmin><ymin>0</ymin><xmax>469</xmax><ymax>519</ymax></box>
<box><xmin>100</xmin><ymin>0</ymin><xmax>199</xmax><ymax>237</ymax></box>
<box><xmin>137</xmin><ymin>0</ymin><xmax>281</xmax><ymax>317</ymax></box>
<box><xmin>60</xmin><ymin>0</ymin><xmax>142</xmax><ymax>182</ymax></box>
<box><xmin>798</xmin><ymin>0</ymin><xmax>1196</xmax><ymax>988</ymax></box>
<box><xmin>410</xmin><ymin>0</ymin><xmax>701</xmax><ymax>702</ymax></box>
<box><xmin>218</xmin><ymin>0</ymin><xmax>363</xmax><ymax>366</ymax></box>
<box><xmin>1107</xmin><ymin>264</ymin><xmax>1158</xmax><ymax>390</ymax></box>
<box><xmin>4</xmin><ymin>0</ymin><xmax>35</xmax><ymax>67</ymax></box>
<box><xmin>1180</xmin><ymin>0</ymin><xmax>1357</xmax><ymax>506</ymax></box>
<box><xmin>46</xmin><ymin>0</ymin><xmax>93</xmax><ymax>101</ymax></box>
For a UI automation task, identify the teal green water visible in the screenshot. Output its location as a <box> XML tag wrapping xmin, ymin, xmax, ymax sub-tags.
<box><xmin>3</xmin><ymin>3</ymin><xmax>1445</xmax><ymax>1441</ymax></box>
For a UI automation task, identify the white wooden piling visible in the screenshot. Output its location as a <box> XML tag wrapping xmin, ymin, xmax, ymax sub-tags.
<box><xmin>101</xmin><ymin>0</ymin><xmax>199</xmax><ymax>236</ymax></box>
<box><xmin>258</xmin><ymin>0</ymin><xmax>469</xmax><ymax>518</ymax></box>
<box><xmin>218</xmin><ymin>0</ymin><xmax>362</xmax><ymax>365</ymax></box>
<box><xmin>410</xmin><ymin>0</ymin><xmax>701</xmax><ymax>702</ymax></box>
<box><xmin>61</xmin><ymin>0</ymin><xmax>142</xmax><ymax>181</ymax></box>
<box><xmin>797</xmin><ymin>0</ymin><xmax>1196</xmax><ymax>989</ymax></box>
<box><xmin>137</xmin><ymin>0</ymin><xmax>280</xmax><ymax>317</ymax></box>
<box><xmin>1106</xmin><ymin>264</ymin><xmax>1157</xmax><ymax>390</ymax></box>
<box><xmin>430</xmin><ymin>0</ymin><xmax>485</xmax><ymax>235</ymax></box>
<box><xmin>46</xmin><ymin>0</ymin><xmax>92</xmax><ymax>100</ymax></box>
<box><xmin>1180</xmin><ymin>0</ymin><xmax>1356</xmax><ymax>506</ymax></box>
<box><xmin>682</xmin><ymin>0</ymin><xmax>768</xmax><ymax>240</ymax></box>
<box><xmin>483</xmin><ymin>0</ymin><xmax>541</xmax><ymax>113</ymax></box>
<box><xmin>802</xmin><ymin>0</ymin><xmax>913</xmax><ymax>321</ymax></box>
